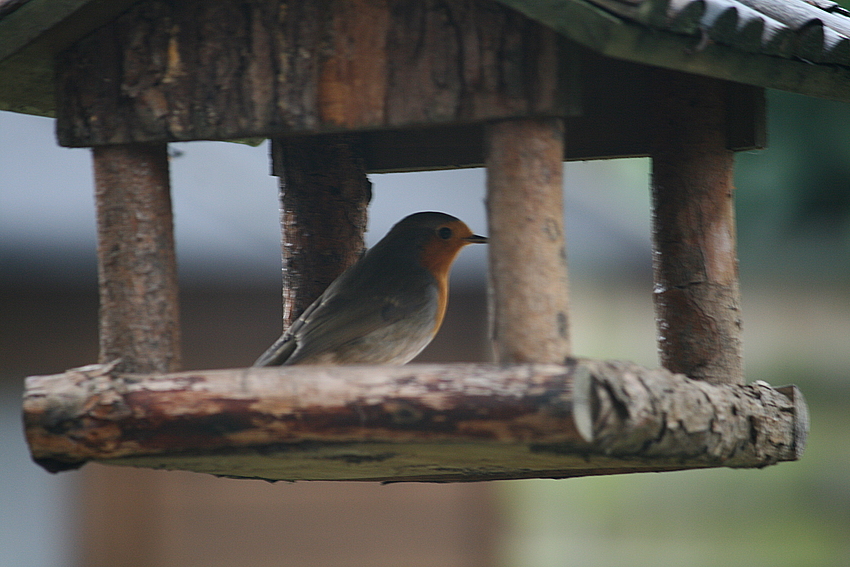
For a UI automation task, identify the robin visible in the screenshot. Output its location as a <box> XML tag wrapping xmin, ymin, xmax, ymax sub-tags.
<box><xmin>254</xmin><ymin>211</ymin><xmax>487</xmax><ymax>366</ymax></box>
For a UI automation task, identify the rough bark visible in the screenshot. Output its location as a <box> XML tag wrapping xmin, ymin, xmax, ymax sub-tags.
<box><xmin>271</xmin><ymin>136</ymin><xmax>372</xmax><ymax>326</ymax></box>
<box><xmin>651</xmin><ymin>70</ymin><xmax>744</xmax><ymax>385</ymax></box>
<box><xmin>56</xmin><ymin>0</ymin><xmax>566</xmax><ymax>147</ymax></box>
<box><xmin>485</xmin><ymin>118</ymin><xmax>571</xmax><ymax>363</ymax></box>
<box><xmin>92</xmin><ymin>143</ymin><xmax>180</xmax><ymax>374</ymax></box>
<box><xmin>573</xmin><ymin>359</ymin><xmax>807</xmax><ymax>465</ymax></box>
<box><xmin>23</xmin><ymin>360</ymin><xmax>806</xmax><ymax>480</ymax></box>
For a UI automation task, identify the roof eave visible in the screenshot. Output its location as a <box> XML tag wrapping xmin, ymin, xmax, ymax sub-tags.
<box><xmin>497</xmin><ymin>0</ymin><xmax>850</xmax><ymax>102</ymax></box>
<box><xmin>0</xmin><ymin>0</ymin><xmax>141</xmax><ymax>116</ymax></box>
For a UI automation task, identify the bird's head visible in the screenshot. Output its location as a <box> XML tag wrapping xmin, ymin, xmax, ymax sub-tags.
<box><xmin>382</xmin><ymin>211</ymin><xmax>487</xmax><ymax>278</ymax></box>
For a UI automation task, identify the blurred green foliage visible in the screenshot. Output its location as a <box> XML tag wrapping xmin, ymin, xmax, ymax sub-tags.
<box><xmin>736</xmin><ymin>91</ymin><xmax>850</xmax><ymax>280</ymax></box>
<box><xmin>499</xmin><ymin>88</ymin><xmax>850</xmax><ymax>567</ymax></box>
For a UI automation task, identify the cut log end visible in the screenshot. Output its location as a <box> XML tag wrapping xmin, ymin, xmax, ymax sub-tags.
<box><xmin>572</xmin><ymin>361</ymin><xmax>808</xmax><ymax>466</ymax></box>
<box><xmin>775</xmin><ymin>384</ymin><xmax>810</xmax><ymax>461</ymax></box>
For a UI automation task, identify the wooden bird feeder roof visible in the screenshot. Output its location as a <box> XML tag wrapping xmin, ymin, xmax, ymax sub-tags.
<box><xmin>4</xmin><ymin>0</ymin><xmax>850</xmax><ymax>121</ymax></box>
<box><xmin>11</xmin><ymin>0</ymin><xmax>820</xmax><ymax>481</ymax></box>
<box><xmin>504</xmin><ymin>0</ymin><xmax>850</xmax><ymax>99</ymax></box>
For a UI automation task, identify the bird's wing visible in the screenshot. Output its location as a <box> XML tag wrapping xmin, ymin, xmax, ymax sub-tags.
<box><xmin>252</xmin><ymin>279</ymin><xmax>338</xmax><ymax>366</ymax></box>
<box><xmin>252</xmin><ymin>331</ymin><xmax>298</xmax><ymax>366</ymax></box>
<box><xmin>283</xmin><ymin>276</ymin><xmax>436</xmax><ymax>364</ymax></box>
<box><xmin>253</xmin><ymin>256</ymin><xmax>437</xmax><ymax>366</ymax></box>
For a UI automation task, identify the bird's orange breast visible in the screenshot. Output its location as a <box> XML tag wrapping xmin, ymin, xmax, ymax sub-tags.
<box><xmin>416</xmin><ymin>222</ymin><xmax>475</xmax><ymax>335</ymax></box>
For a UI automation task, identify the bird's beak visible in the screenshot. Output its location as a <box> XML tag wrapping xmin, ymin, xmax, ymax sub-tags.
<box><xmin>464</xmin><ymin>234</ymin><xmax>488</xmax><ymax>244</ymax></box>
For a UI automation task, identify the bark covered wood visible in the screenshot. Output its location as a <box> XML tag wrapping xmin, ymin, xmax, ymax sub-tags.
<box><xmin>485</xmin><ymin>118</ymin><xmax>571</xmax><ymax>363</ymax></box>
<box><xmin>573</xmin><ymin>359</ymin><xmax>807</xmax><ymax>466</ymax></box>
<box><xmin>56</xmin><ymin>0</ymin><xmax>567</xmax><ymax>147</ymax></box>
<box><xmin>651</xmin><ymin>70</ymin><xmax>744</xmax><ymax>385</ymax></box>
<box><xmin>23</xmin><ymin>360</ymin><xmax>806</xmax><ymax>480</ymax></box>
<box><xmin>92</xmin><ymin>143</ymin><xmax>180</xmax><ymax>374</ymax></box>
<box><xmin>271</xmin><ymin>136</ymin><xmax>372</xmax><ymax>327</ymax></box>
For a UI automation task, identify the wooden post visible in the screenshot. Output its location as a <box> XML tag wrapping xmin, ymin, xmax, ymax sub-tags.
<box><xmin>92</xmin><ymin>143</ymin><xmax>180</xmax><ymax>373</ymax></box>
<box><xmin>88</xmin><ymin>142</ymin><xmax>179</xmax><ymax>567</ymax></box>
<box><xmin>270</xmin><ymin>136</ymin><xmax>372</xmax><ymax>327</ymax></box>
<box><xmin>651</xmin><ymin>71</ymin><xmax>744</xmax><ymax>385</ymax></box>
<box><xmin>485</xmin><ymin>118</ymin><xmax>571</xmax><ymax>363</ymax></box>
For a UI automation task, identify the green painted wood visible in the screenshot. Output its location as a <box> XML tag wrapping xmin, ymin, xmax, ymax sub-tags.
<box><xmin>0</xmin><ymin>0</ymin><xmax>140</xmax><ymax>115</ymax></box>
<box><xmin>496</xmin><ymin>0</ymin><xmax>850</xmax><ymax>101</ymax></box>
<box><xmin>0</xmin><ymin>0</ymin><xmax>89</xmax><ymax>62</ymax></box>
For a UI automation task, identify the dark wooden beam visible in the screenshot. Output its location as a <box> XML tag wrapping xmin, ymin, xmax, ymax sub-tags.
<box><xmin>329</xmin><ymin>51</ymin><xmax>765</xmax><ymax>173</ymax></box>
<box><xmin>56</xmin><ymin>0</ymin><xmax>570</xmax><ymax>147</ymax></box>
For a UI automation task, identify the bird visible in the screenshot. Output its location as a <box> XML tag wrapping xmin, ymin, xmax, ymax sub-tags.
<box><xmin>254</xmin><ymin>211</ymin><xmax>487</xmax><ymax>366</ymax></box>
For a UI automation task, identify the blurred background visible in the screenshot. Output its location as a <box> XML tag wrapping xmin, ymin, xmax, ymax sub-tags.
<box><xmin>2</xmin><ymin>86</ymin><xmax>849</xmax><ymax>566</ymax></box>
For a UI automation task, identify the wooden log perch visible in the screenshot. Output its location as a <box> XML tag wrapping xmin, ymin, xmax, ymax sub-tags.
<box><xmin>23</xmin><ymin>360</ymin><xmax>807</xmax><ymax>482</ymax></box>
<box><xmin>572</xmin><ymin>360</ymin><xmax>807</xmax><ymax>466</ymax></box>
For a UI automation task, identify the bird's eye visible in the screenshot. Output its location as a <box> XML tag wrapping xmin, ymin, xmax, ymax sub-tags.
<box><xmin>437</xmin><ymin>227</ymin><xmax>453</xmax><ymax>240</ymax></box>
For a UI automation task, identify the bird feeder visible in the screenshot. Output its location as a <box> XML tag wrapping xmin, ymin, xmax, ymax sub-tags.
<box><xmin>9</xmin><ymin>0</ymin><xmax>831</xmax><ymax>481</ymax></box>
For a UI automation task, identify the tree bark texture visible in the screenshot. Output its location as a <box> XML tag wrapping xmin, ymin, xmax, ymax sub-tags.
<box><xmin>271</xmin><ymin>136</ymin><xmax>372</xmax><ymax>327</ymax></box>
<box><xmin>651</xmin><ymin>70</ymin><xmax>744</xmax><ymax>385</ymax></box>
<box><xmin>573</xmin><ymin>360</ymin><xmax>807</xmax><ymax>465</ymax></box>
<box><xmin>92</xmin><ymin>143</ymin><xmax>180</xmax><ymax>374</ymax></box>
<box><xmin>23</xmin><ymin>360</ymin><xmax>806</xmax><ymax>480</ymax></box>
<box><xmin>485</xmin><ymin>118</ymin><xmax>571</xmax><ymax>363</ymax></box>
<box><xmin>56</xmin><ymin>0</ymin><xmax>567</xmax><ymax>147</ymax></box>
